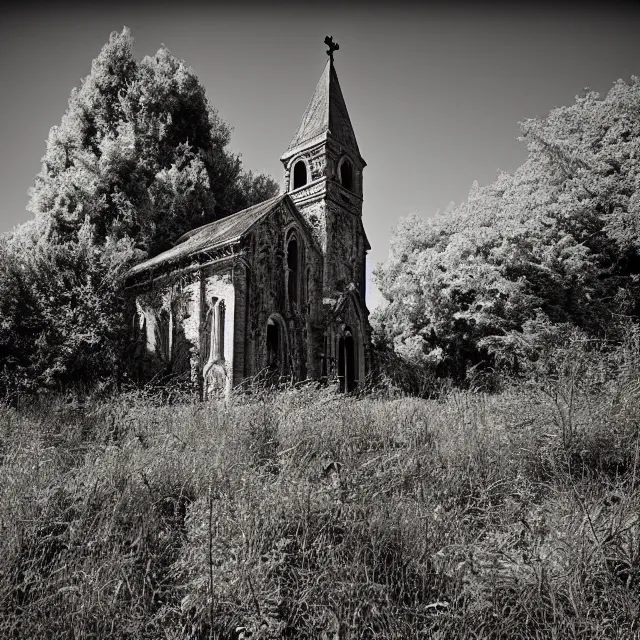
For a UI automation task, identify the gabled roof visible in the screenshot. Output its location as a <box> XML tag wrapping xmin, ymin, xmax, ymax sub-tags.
<box><xmin>284</xmin><ymin>60</ymin><xmax>361</xmax><ymax>160</ymax></box>
<box><xmin>128</xmin><ymin>194</ymin><xmax>286</xmax><ymax>277</ymax></box>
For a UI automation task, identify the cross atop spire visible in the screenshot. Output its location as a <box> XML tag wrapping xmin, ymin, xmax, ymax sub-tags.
<box><xmin>281</xmin><ymin>38</ymin><xmax>364</xmax><ymax>164</ymax></box>
<box><xmin>324</xmin><ymin>35</ymin><xmax>339</xmax><ymax>62</ymax></box>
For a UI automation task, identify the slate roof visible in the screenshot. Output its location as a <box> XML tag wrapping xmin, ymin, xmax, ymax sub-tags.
<box><xmin>128</xmin><ymin>194</ymin><xmax>286</xmax><ymax>277</ymax></box>
<box><xmin>284</xmin><ymin>60</ymin><xmax>361</xmax><ymax>159</ymax></box>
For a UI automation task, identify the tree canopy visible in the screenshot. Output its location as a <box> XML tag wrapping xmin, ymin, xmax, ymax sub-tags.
<box><xmin>374</xmin><ymin>78</ymin><xmax>640</xmax><ymax>383</ymax></box>
<box><xmin>27</xmin><ymin>27</ymin><xmax>278</xmax><ymax>256</ymax></box>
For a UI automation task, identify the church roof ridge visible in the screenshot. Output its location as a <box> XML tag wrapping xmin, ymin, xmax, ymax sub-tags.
<box><xmin>127</xmin><ymin>193</ymin><xmax>286</xmax><ymax>278</ymax></box>
<box><xmin>283</xmin><ymin>59</ymin><xmax>361</xmax><ymax>159</ymax></box>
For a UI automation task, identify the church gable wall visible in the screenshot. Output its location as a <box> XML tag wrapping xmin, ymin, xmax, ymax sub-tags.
<box><xmin>239</xmin><ymin>203</ymin><xmax>322</xmax><ymax>383</ymax></box>
<box><xmin>289</xmin><ymin>197</ymin><xmax>326</xmax><ymax>251</ymax></box>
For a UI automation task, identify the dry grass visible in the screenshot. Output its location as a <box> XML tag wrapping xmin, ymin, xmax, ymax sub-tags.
<box><xmin>1</xmin><ymin>344</ymin><xmax>640</xmax><ymax>638</ymax></box>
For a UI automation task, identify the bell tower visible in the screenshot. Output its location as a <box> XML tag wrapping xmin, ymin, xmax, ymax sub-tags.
<box><xmin>280</xmin><ymin>37</ymin><xmax>370</xmax><ymax>302</ymax></box>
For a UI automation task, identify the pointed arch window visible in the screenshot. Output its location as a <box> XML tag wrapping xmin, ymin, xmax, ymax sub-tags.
<box><xmin>338</xmin><ymin>326</ymin><xmax>357</xmax><ymax>392</ymax></box>
<box><xmin>339</xmin><ymin>158</ymin><xmax>354</xmax><ymax>191</ymax></box>
<box><xmin>293</xmin><ymin>160</ymin><xmax>308</xmax><ymax>189</ymax></box>
<box><xmin>211</xmin><ymin>300</ymin><xmax>225</xmax><ymax>362</ymax></box>
<box><xmin>205</xmin><ymin>298</ymin><xmax>225</xmax><ymax>364</ymax></box>
<box><xmin>266</xmin><ymin>314</ymin><xmax>288</xmax><ymax>377</ymax></box>
<box><xmin>287</xmin><ymin>233</ymin><xmax>299</xmax><ymax>308</ymax></box>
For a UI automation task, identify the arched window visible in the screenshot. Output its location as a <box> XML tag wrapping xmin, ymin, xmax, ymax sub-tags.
<box><xmin>204</xmin><ymin>298</ymin><xmax>226</xmax><ymax>365</ymax></box>
<box><xmin>209</xmin><ymin>299</ymin><xmax>225</xmax><ymax>362</ymax></box>
<box><xmin>266</xmin><ymin>314</ymin><xmax>288</xmax><ymax>377</ymax></box>
<box><xmin>203</xmin><ymin>298</ymin><xmax>228</xmax><ymax>398</ymax></box>
<box><xmin>266</xmin><ymin>318</ymin><xmax>280</xmax><ymax>371</ymax></box>
<box><xmin>339</xmin><ymin>159</ymin><xmax>353</xmax><ymax>191</ymax></box>
<box><xmin>338</xmin><ymin>327</ymin><xmax>357</xmax><ymax>392</ymax></box>
<box><xmin>287</xmin><ymin>235</ymin><xmax>299</xmax><ymax>307</ymax></box>
<box><xmin>133</xmin><ymin>308</ymin><xmax>143</xmax><ymax>343</ymax></box>
<box><xmin>157</xmin><ymin>308</ymin><xmax>172</xmax><ymax>363</ymax></box>
<box><xmin>216</xmin><ymin>301</ymin><xmax>225</xmax><ymax>360</ymax></box>
<box><xmin>293</xmin><ymin>160</ymin><xmax>308</xmax><ymax>189</ymax></box>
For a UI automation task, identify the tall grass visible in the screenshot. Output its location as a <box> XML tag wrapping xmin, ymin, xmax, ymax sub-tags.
<box><xmin>1</xmin><ymin>337</ymin><xmax>639</xmax><ymax>638</ymax></box>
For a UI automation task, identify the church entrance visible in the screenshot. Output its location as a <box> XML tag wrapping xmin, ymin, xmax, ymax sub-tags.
<box><xmin>338</xmin><ymin>328</ymin><xmax>356</xmax><ymax>392</ymax></box>
<box><xmin>266</xmin><ymin>315</ymin><xmax>287</xmax><ymax>382</ymax></box>
<box><xmin>267</xmin><ymin>318</ymin><xmax>281</xmax><ymax>370</ymax></box>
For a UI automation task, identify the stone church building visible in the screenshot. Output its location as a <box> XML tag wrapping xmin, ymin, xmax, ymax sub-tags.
<box><xmin>127</xmin><ymin>44</ymin><xmax>371</xmax><ymax>397</ymax></box>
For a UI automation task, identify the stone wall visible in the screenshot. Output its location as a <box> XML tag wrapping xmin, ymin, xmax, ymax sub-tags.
<box><xmin>239</xmin><ymin>202</ymin><xmax>322</xmax><ymax>383</ymax></box>
<box><xmin>129</xmin><ymin>190</ymin><xmax>368</xmax><ymax>395</ymax></box>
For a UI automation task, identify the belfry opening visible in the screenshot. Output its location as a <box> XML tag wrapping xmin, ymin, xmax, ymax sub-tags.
<box><xmin>340</xmin><ymin>159</ymin><xmax>353</xmax><ymax>191</ymax></box>
<box><xmin>293</xmin><ymin>161</ymin><xmax>308</xmax><ymax>189</ymax></box>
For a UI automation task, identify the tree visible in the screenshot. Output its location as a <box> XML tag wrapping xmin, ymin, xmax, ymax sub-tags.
<box><xmin>28</xmin><ymin>28</ymin><xmax>278</xmax><ymax>256</ymax></box>
<box><xmin>374</xmin><ymin>77</ymin><xmax>640</xmax><ymax>384</ymax></box>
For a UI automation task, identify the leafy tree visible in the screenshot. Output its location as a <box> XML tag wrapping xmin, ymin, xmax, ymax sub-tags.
<box><xmin>28</xmin><ymin>28</ymin><xmax>278</xmax><ymax>256</ymax></box>
<box><xmin>1</xmin><ymin>220</ymin><xmax>136</xmax><ymax>396</ymax></box>
<box><xmin>374</xmin><ymin>77</ymin><xmax>640</xmax><ymax>384</ymax></box>
<box><xmin>0</xmin><ymin>235</ymin><xmax>45</xmax><ymax>398</ymax></box>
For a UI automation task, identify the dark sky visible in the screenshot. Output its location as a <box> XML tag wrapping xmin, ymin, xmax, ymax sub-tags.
<box><xmin>2</xmin><ymin>1</ymin><xmax>640</xmax><ymax>308</ymax></box>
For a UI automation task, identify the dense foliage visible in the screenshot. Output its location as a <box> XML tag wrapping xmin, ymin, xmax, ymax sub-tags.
<box><xmin>0</xmin><ymin>28</ymin><xmax>278</xmax><ymax>397</ymax></box>
<box><xmin>374</xmin><ymin>79</ymin><xmax>640</xmax><ymax>383</ymax></box>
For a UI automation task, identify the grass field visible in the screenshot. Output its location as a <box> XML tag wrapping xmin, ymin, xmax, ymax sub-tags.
<box><xmin>1</xmin><ymin>342</ymin><xmax>640</xmax><ymax>639</ymax></box>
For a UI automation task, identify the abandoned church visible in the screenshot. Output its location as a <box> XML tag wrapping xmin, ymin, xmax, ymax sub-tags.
<box><xmin>127</xmin><ymin>40</ymin><xmax>371</xmax><ymax>397</ymax></box>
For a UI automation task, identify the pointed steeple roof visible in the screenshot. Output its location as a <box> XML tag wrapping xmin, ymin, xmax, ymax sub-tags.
<box><xmin>283</xmin><ymin>60</ymin><xmax>362</xmax><ymax>161</ymax></box>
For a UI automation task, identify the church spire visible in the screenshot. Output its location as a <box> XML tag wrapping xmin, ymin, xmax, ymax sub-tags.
<box><xmin>282</xmin><ymin>37</ymin><xmax>362</xmax><ymax>163</ymax></box>
<box><xmin>280</xmin><ymin>37</ymin><xmax>369</xmax><ymax>312</ymax></box>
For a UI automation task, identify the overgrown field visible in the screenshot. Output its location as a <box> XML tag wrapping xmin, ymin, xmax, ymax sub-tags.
<box><xmin>2</xmin><ymin>345</ymin><xmax>640</xmax><ymax>639</ymax></box>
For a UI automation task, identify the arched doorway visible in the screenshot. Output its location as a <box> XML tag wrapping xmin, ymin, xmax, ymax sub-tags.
<box><xmin>265</xmin><ymin>314</ymin><xmax>288</xmax><ymax>382</ymax></box>
<box><xmin>338</xmin><ymin>327</ymin><xmax>357</xmax><ymax>392</ymax></box>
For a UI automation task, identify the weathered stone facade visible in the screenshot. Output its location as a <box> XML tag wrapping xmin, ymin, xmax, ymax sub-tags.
<box><xmin>126</xmin><ymin>52</ymin><xmax>371</xmax><ymax>396</ymax></box>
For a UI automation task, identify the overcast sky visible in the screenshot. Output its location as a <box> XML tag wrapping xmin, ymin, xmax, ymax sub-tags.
<box><xmin>2</xmin><ymin>1</ymin><xmax>640</xmax><ymax>308</ymax></box>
